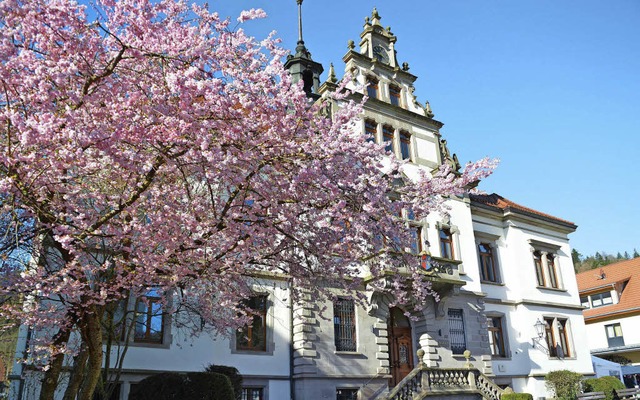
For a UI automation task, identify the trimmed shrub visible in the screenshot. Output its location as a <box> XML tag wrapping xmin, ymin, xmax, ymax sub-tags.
<box><xmin>501</xmin><ymin>393</ymin><xmax>533</xmax><ymax>400</ymax></box>
<box><xmin>129</xmin><ymin>372</ymin><xmax>234</xmax><ymax>400</ymax></box>
<box><xmin>545</xmin><ymin>370</ymin><xmax>583</xmax><ymax>400</ymax></box>
<box><xmin>583</xmin><ymin>376</ymin><xmax>625</xmax><ymax>400</ymax></box>
<box><xmin>205</xmin><ymin>364</ymin><xmax>243</xmax><ymax>400</ymax></box>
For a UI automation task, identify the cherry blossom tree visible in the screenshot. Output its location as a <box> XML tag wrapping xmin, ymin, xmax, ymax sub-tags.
<box><xmin>0</xmin><ymin>1</ymin><xmax>496</xmax><ymax>399</ymax></box>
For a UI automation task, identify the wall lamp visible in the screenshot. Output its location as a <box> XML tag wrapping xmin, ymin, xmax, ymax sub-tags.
<box><xmin>531</xmin><ymin>319</ymin><xmax>549</xmax><ymax>354</ymax></box>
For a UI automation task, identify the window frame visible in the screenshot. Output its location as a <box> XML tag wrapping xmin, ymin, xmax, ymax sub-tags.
<box><xmin>364</xmin><ymin>119</ymin><xmax>377</xmax><ymax>143</ymax></box>
<box><xmin>333</xmin><ymin>298</ymin><xmax>357</xmax><ymax>352</ymax></box>
<box><xmin>487</xmin><ymin>316</ymin><xmax>507</xmax><ymax>358</ymax></box>
<box><xmin>389</xmin><ymin>84</ymin><xmax>402</xmax><ymax>107</ymax></box>
<box><xmin>241</xmin><ymin>387</ymin><xmax>265</xmax><ymax>400</ymax></box>
<box><xmin>533</xmin><ymin>251</ymin><xmax>546</xmax><ymax>287</ymax></box>
<box><xmin>133</xmin><ymin>293</ymin><xmax>165</xmax><ymax>344</ymax></box>
<box><xmin>366</xmin><ymin>76</ymin><xmax>379</xmax><ymax>99</ymax></box>
<box><xmin>605</xmin><ymin>323</ymin><xmax>625</xmax><ymax>348</ymax></box>
<box><xmin>543</xmin><ymin>316</ymin><xmax>572</xmax><ymax>358</ymax></box>
<box><xmin>382</xmin><ymin>125</ymin><xmax>394</xmax><ymax>154</ymax></box>
<box><xmin>399</xmin><ymin>130</ymin><xmax>411</xmax><ymax>161</ymax></box>
<box><xmin>336</xmin><ymin>388</ymin><xmax>359</xmax><ymax>400</ymax></box>
<box><xmin>236</xmin><ymin>294</ymin><xmax>269</xmax><ymax>352</ymax></box>
<box><xmin>448</xmin><ymin>308</ymin><xmax>467</xmax><ymax>355</ymax></box>
<box><xmin>478</xmin><ymin>243</ymin><xmax>499</xmax><ymax>283</ymax></box>
<box><xmin>439</xmin><ymin>228</ymin><xmax>455</xmax><ymax>260</ymax></box>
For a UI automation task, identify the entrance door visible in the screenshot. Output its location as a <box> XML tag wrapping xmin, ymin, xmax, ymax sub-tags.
<box><xmin>388</xmin><ymin>307</ymin><xmax>414</xmax><ymax>386</ymax></box>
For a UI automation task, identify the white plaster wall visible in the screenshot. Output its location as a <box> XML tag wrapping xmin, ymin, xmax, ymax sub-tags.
<box><xmin>585</xmin><ymin>315</ymin><xmax>640</xmax><ymax>351</ymax></box>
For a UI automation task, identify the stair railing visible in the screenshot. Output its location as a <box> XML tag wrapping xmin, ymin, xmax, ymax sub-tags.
<box><xmin>380</xmin><ymin>349</ymin><xmax>503</xmax><ymax>400</ymax></box>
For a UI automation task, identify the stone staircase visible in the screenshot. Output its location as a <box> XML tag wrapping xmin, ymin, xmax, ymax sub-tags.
<box><xmin>376</xmin><ymin>350</ymin><xmax>503</xmax><ymax>400</ymax></box>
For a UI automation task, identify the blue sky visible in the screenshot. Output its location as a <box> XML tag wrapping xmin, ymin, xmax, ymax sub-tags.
<box><xmin>215</xmin><ymin>1</ymin><xmax>640</xmax><ymax>256</ymax></box>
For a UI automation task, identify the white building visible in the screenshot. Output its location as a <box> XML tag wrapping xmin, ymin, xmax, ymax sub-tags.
<box><xmin>8</xmin><ymin>6</ymin><xmax>593</xmax><ymax>400</ymax></box>
<box><xmin>577</xmin><ymin>257</ymin><xmax>640</xmax><ymax>387</ymax></box>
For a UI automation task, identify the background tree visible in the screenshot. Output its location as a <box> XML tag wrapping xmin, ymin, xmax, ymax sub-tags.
<box><xmin>0</xmin><ymin>1</ymin><xmax>495</xmax><ymax>399</ymax></box>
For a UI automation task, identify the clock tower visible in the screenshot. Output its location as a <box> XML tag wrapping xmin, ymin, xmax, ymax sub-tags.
<box><xmin>359</xmin><ymin>7</ymin><xmax>397</xmax><ymax>68</ymax></box>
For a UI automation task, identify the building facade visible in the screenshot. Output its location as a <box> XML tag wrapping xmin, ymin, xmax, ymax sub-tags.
<box><xmin>8</xmin><ymin>7</ymin><xmax>593</xmax><ymax>400</ymax></box>
<box><xmin>577</xmin><ymin>257</ymin><xmax>640</xmax><ymax>387</ymax></box>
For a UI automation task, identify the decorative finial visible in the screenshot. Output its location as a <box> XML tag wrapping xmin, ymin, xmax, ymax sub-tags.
<box><xmin>424</xmin><ymin>101</ymin><xmax>434</xmax><ymax>118</ymax></box>
<box><xmin>372</xmin><ymin>7</ymin><xmax>380</xmax><ymax>20</ymax></box>
<box><xmin>347</xmin><ymin>40</ymin><xmax>355</xmax><ymax>50</ymax></box>
<box><xmin>328</xmin><ymin>63</ymin><xmax>337</xmax><ymax>83</ymax></box>
<box><xmin>296</xmin><ymin>0</ymin><xmax>304</xmax><ymax>44</ymax></box>
<box><xmin>402</xmin><ymin>62</ymin><xmax>409</xmax><ymax>71</ymax></box>
<box><xmin>364</xmin><ymin>16</ymin><xmax>370</xmax><ymax>26</ymax></box>
<box><xmin>463</xmin><ymin>350</ymin><xmax>472</xmax><ymax>368</ymax></box>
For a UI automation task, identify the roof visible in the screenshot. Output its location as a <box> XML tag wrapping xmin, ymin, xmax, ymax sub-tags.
<box><xmin>469</xmin><ymin>193</ymin><xmax>576</xmax><ymax>227</ymax></box>
<box><xmin>576</xmin><ymin>257</ymin><xmax>640</xmax><ymax>322</ymax></box>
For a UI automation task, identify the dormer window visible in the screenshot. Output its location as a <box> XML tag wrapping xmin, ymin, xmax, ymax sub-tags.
<box><xmin>389</xmin><ymin>85</ymin><xmax>401</xmax><ymax>107</ymax></box>
<box><xmin>367</xmin><ymin>77</ymin><xmax>379</xmax><ymax>99</ymax></box>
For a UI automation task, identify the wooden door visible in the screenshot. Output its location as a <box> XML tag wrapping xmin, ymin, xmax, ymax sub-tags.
<box><xmin>389</xmin><ymin>308</ymin><xmax>414</xmax><ymax>386</ymax></box>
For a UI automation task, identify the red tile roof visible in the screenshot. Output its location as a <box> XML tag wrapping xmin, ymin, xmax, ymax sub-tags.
<box><xmin>470</xmin><ymin>193</ymin><xmax>576</xmax><ymax>227</ymax></box>
<box><xmin>576</xmin><ymin>257</ymin><xmax>640</xmax><ymax>322</ymax></box>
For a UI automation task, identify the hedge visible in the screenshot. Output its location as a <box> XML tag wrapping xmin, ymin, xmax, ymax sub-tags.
<box><xmin>582</xmin><ymin>376</ymin><xmax>625</xmax><ymax>400</ymax></box>
<box><xmin>205</xmin><ymin>364</ymin><xmax>243</xmax><ymax>400</ymax></box>
<box><xmin>501</xmin><ymin>393</ymin><xmax>533</xmax><ymax>400</ymax></box>
<box><xmin>128</xmin><ymin>372</ymin><xmax>234</xmax><ymax>400</ymax></box>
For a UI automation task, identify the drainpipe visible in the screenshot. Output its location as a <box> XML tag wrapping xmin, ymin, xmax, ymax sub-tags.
<box><xmin>288</xmin><ymin>281</ymin><xmax>295</xmax><ymax>400</ymax></box>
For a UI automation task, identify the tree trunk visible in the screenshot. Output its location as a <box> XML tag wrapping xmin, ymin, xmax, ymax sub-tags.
<box><xmin>61</xmin><ymin>345</ymin><xmax>88</xmax><ymax>400</ymax></box>
<box><xmin>39</xmin><ymin>328</ymin><xmax>72</xmax><ymax>400</ymax></box>
<box><xmin>78</xmin><ymin>309</ymin><xmax>104</xmax><ymax>400</ymax></box>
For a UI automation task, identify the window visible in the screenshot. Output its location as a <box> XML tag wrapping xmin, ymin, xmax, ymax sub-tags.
<box><xmin>591</xmin><ymin>291</ymin><xmax>613</xmax><ymax>308</ymax></box>
<box><xmin>334</xmin><ymin>298</ymin><xmax>357</xmax><ymax>351</ymax></box>
<box><xmin>557</xmin><ymin>319</ymin><xmax>570</xmax><ymax>357</ymax></box>
<box><xmin>533</xmin><ymin>251</ymin><xmax>545</xmax><ymax>287</ymax></box>
<box><xmin>448</xmin><ymin>309</ymin><xmax>466</xmax><ymax>355</ymax></box>
<box><xmin>478</xmin><ymin>243</ymin><xmax>498</xmax><ymax>282</ymax></box>
<box><xmin>488</xmin><ymin>317</ymin><xmax>506</xmax><ymax>357</ymax></box>
<box><xmin>134</xmin><ymin>289</ymin><xmax>164</xmax><ymax>343</ymax></box>
<box><xmin>546</xmin><ymin>254</ymin><xmax>559</xmax><ymax>289</ymax></box>
<box><xmin>389</xmin><ymin>85</ymin><xmax>401</xmax><ymax>107</ymax></box>
<box><xmin>439</xmin><ymin>228</ymin><xmax>454</xmax><ymax>260</ymax></box>
<box><xmin>382</xmin><ymin>125</ymin><xmax>394</xmax><ymax>154</ymax></box>
<box><xmin>366</xmin><ymin>77</ymin><xmax>379</xmax><ymax>99</ymax></box>
<box><xmin>364</xmin><ymin>119</ymin><xmax>377</xmax><ymax>143</ymax></box>
<box><xmin>407</xmin><ymin>210</ymin><xmax>425</xmax><ymax>255</ymax></box>
<box><xmin>580</xmin><ymin>296</ymin><xmax>590</xmax><ymax>308</ymax></box>
<box><xmin>544</xmin><ymin>317</ymin><xmax>571</xmax><ymax>358</ymax></box>
<box><xmin>242</xmin><ymin>387</ymin><xmax>264</xmax><ymax>400</ymax></box>
<box><xmin>399</xmin><ymin>130</ymin><xmax>411</xmax><ymax>160</ymax></box>
<box><xmin>336</xmin><ymin>388</ymin><xmax>358</xmax><ymax>400</ymax></box>
<box><xmin>531</xmin><ymin>244</ymin><xmax>562</xmax><ymax>289</ymax></box>
<box><xmin>409</xmin><ymin>226</ymin><xmax>423</xmax><ymax>255</ymax></box>
<box><xmin>237</xmin><ymin>295</ymin><xmax>268</xmax><ymax>351</ymax></box>
<box><xmin>605</xmin><ymin>323</ymin><xmax>624</xmax><ymax>348</ymax></box>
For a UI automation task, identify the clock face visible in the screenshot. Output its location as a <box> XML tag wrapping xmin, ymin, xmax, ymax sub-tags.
<box><xmin>373</xmin><ymin>45</ymin><xmax>389</xmax><ymax>63</ymax></box>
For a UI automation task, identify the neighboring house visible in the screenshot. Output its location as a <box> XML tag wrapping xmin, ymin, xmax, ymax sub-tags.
<box><xmin>577</xmin><ymin>257</ymin><xmax>640</xmax><ymax>387</ymax></box>
<box><xmin>9</xmin><ymin>6</ymin><xmax>593</xmax><ymax>400</ymax></box>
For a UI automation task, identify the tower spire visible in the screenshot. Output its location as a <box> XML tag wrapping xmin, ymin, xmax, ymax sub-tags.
<box><xmin>284</xmin><ymin>0</ymin><xmax>324</xmax><ymax>98</ymax></box>
<box><xmin>297</xmin><ymin>0</ymin><xmax>304</xmax><ymax>44</ymax></box>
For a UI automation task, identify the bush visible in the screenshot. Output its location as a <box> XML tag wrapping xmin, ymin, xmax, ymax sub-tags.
<box><xmin>501</xmin><ymin>393</ymin><xmax>533</xmax><ymax>400</ymax></box>
<box><xmin>129</xmin><ymin>372</ymin><xmax>235</xmax><ymax>400</ymax></box>
<box><xmin>582</xmin><ymin>376</ymin><xmax>625</xmax><ymax>400</ymax></box>
<box><xmin>545</xmin><ymin>370</ymin><xmax>583</xmax><ymax>400</ymax></box>
<box><xmin>205</xmin><ymin>364</ymin><xmax>243</xmax><ymax>400</ymax></box>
